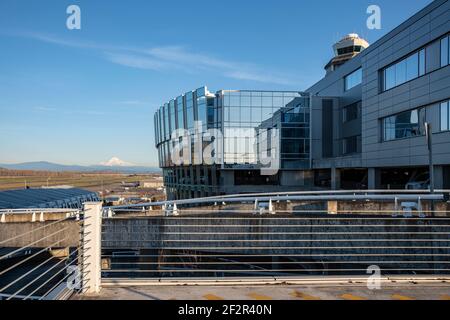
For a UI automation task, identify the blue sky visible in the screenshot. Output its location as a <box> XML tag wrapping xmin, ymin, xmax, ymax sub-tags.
<box><xmin>0</xmin><ymin>0</ymin><xmax>432</xmax><ymax>167</ymax></box>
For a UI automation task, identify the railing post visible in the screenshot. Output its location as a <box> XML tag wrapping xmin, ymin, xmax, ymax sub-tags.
<box><xmin>393</xmin><ymin>197</ymin><xmax>399</xmax><ymax>217</ymax></box>
<box><xmin>253</xmin><ymin>199</ymin><xmax>259</xmax><ymax>215</ymax></box>
<box><xmin>81</xmin><ymin>202</ymin><xmax>102</xmax><ymax>295</ymax></box>
<box><xmin>268</xmin><ymin>198</ymin><xmax>275</xmax><ymax>215</ymax></box>
<box><xmin>418</xmin><ymin>196</ymin><xmax>425</xmax><ymax>218</ymax></box>
<box><xmin>172</xmin><ymin>203</ymin><xmax>179</xmax><ymax>216</ymax></box>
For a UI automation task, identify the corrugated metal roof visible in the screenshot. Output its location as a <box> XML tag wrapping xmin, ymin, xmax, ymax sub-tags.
<box><xmin>0</xmin><ymin>188</ymin><xmax>99</xmax><ymax>209</ymax></box>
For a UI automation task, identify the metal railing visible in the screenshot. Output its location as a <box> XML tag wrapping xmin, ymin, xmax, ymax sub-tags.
<box><xmin>1</xmin><ymin>192</ymin><xmax>449</xmax><ymax>295</ymax></box>
<box><xmin>100</xmin><ymin>211</ymin><xmax>450</xmax><ymax>282</ymax></box>
<box><xmin>104</xmin><ymin>189</ymin><xmax>448</xmax><ymax>214</ymax></box>
<box><xmin>0</xmin><ymin>208</ymin><xmax>85</xmax><ymax>300</ymax></box>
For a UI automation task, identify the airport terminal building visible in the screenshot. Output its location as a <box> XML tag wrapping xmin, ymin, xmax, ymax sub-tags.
<box><xmin>154</xmin><ymin>0</ymin><xmax>450</xmax><ymax>200</ymax></box>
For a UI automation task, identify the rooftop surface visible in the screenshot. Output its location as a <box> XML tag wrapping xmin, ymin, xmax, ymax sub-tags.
<box><xmin>74</xmin><ymin>283</ymin><xmax>450</xmax><ymax>300</ymax></box>
<box><xmin>0</xmin><ymin>188</ymin><xmax>98</xmax><ymax>209</ymax></box>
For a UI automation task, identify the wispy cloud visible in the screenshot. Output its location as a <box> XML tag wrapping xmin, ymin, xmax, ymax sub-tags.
<box><xmin>33</xmin><ymin>106</ymin><xmax>106</xmax><ymax>116</ymax></box>
<box><xmin>34</xmin><ymin>106</ymin><xmax>58</xmax><ymax>112</ymax></box>
<box><xmin>116</xmin><ymin>100</ymin><xmax>148</xmax><ymax>106</ymax></box>
<box><xmin>4</xmin><ymin>31</ymin><xmax>300</xmax><ymax>86</ymax></box>
<box><xmin>105</xmin><ymin>53</ymin><xmax>173</xmax><ymax>71</ymax></box>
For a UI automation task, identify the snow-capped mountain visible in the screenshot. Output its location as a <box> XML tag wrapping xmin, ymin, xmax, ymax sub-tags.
<box><xmin>0</xmin><ymin>160</ymin><xmax>159</xmax><ymax>173</ymax></box>
<box><xmin>100</xmin><ymin>157</ymin><xmax>135</xmax><ymax>167</ymax></box>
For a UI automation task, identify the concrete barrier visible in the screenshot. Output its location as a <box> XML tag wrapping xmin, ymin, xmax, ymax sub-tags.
<box><xmin>0</xmin><ymin>221</ymin><xmax>80</xmax><ymax>248</ymax></box>
<box><xmin>101</xmin><ymin>215</ymin><xmax>450</xmax><ymax>266</ymax></box>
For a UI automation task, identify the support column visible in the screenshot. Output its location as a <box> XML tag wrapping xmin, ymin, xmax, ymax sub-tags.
<box><xmin>189</xmin><ymin>166</ymin><xmax>195</xmax><ymax>185</ymax></box>
<box><xmin>81</xmin><ymin>202</ymin><xmax>102</xmax><ymax>295</ymax></box>
<box><xmin>331</xmin><ymin>167</ymin><xmax>341</xmax><ymax>190</ymax></box>
<box><xmin>433</xmin><ymin>166</ymin><xmax>444</xmax><ymax>190</ymax></box>
<box><xmin>211</xmin><ymin>166</ymin><xmax>217</xmax><ymax>186</ymax></box>
<box><xmin>368</xmin><ymin>168</ymin><xmax>380</xmax><ymax>190</ymax></box>
<box><xmin>196</xmin><ymin>166</ymin><xmax>201</xmax><ymax>184</ymax></box>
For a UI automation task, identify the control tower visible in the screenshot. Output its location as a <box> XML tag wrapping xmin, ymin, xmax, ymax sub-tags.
<box><xmin>324</xmin><ymin>33</ymin><xmax>369</xmax><ymax>74</ymax></box>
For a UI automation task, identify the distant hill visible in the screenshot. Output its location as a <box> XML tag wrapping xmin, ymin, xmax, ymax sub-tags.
<box><xmin>0</xmin><ymin>161</ymin><xmax>160</xmax><ymax>174</ymax></box>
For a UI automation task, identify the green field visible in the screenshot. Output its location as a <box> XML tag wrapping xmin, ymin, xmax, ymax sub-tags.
<box><xmin>0</xmin><ymin>172</ymin><xmax>156</xmax><ymax>191</ymax></box>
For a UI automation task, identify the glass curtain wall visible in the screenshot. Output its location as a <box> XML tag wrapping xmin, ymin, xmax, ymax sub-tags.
<box><xmin>196</xmin><ymin>87</ymin><xmax>208</xmax><ymax>131</ymax></box>
<box><xmin>154</xmin><ymin>88</ymin><xmax>310</xmax><ymax>170</ymax></box>
<box><xmin>280</xmin><ymin>97</ymin><xmax>311</xmax><ymax>169</ymax></box>
<box><xmin>154</xmin><ymin>87</ymin><xmax>216</xmax><ymax>168</ymax></box>
<box><xmin>220</xmin><ymin>91</ymin><xmax>305</xmax><ymax>168</ymax></box>
<box><xmin>176</xmin><ymin>95</ymin><xmax>184</xmax><ymax>130</ymax></box>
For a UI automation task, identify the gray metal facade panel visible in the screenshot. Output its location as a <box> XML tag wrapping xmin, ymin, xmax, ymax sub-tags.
<box><xmin>359</xmin><ymin>0</ymin><xmax>450</xmax><ymax>168</ymax></box>
<box><xmin>304</xmin><ymin>0</ymin><xmax>449</xmax><ymax>170</ymax></box>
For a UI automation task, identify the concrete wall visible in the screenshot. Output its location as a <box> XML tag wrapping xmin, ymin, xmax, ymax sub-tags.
<box><xmin>0</xmin><ymin>220</ymin><xmax>80</xmax><ymax>248</ymax></box>
<box><xmin>102</xmin><ymin>216</ymin><xmax>450</xmax><ymax>266</ymax></box>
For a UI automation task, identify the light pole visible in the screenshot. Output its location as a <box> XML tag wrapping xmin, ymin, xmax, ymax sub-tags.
<box><xmin>425</xmin><ymin>122</ymin><xmax>435</xmax><ymax>214</ymax></box>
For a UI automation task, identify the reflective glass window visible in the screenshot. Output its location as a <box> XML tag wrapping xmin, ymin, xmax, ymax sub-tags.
<box><xmin>261</xmin><ymin>108</ymin><xmax>273</xmax><ymax>122</ymax></box>
<box><xmin>169</xmin><ymin>100</ymin><xmax>176</xmax><ymax>137</ymax></box>
<box><xmin>343</xmin><ymin>102</ymin><xmax>360</xmax><ymax>122</ymax></box>
<box><xmin>220</xmin><ymin>91</ymin><xmax>305</xmax><ymax>167</ymax></box>
<box><xmin>241</xmin><ymin>106</ymin><xmax>252</xmax><ymax>123</ymax></box>
<box><xmin>230</xmin><ymin>95</ymin><xmax>240</xmax><ymax>106</ymax></box>
<box><xmin>395</xmin><ymin>59</ymin><xmax>407</xmax><ymax>85</ymax></box>
<box><xmin>383</xmin><ymin>108</ymin><xmax>426</xmax><ymax>141</ymax></box>
<box><xmin>164</xmin><ymin>103</ymin><xmax>170</xmax><ymax>140</ymax></box>
<box><xmin>383</xmin><ymin>50</ymin><xmax>426</xmax><ymax>91</ymax></box>
<box><xmin>154</xmin><ymin>112</ymin><xmax>160</xmax><ymax>144</ymax></box>
<box><xmin>241</xmin><ymin>95</ymin><xmax>251</xmax><ymax>106</ymax></box>
<box><xmin>197</xmin><ymin>95</ymin><xmax>207</xmax><ymax>127</ymax></box>
<box><xmin>185</xmin><ymin>92</ymin><xmax>194</xmax><ymax>130</ymax></box>
<box><xmin>207</xmin><ymin>107</ymin><xmax>215</xmax><ymax>124</ymax></box>
<box><xmin>176</xmin><ymin>96</ymin><xmax>184</xmax><ymax>129</ymax></box>
<box><xmin>419</xmin><ymin>49</ymin><xmax>426</xmax><ymax>76</ymax></box>
<box><xmin>344</xmin><ymin>68</ymin><xmax>362</xmax><ymax>91</ymax></box>
<box><xmin>252</xmin><ymin>108</ymin><xmax>262</xmax><ymax>123</ymax></box>
<box><xmin>440</xmin><ymin>100</ymin><xmax>450</xmax><ymax>131</ymax></box>
<box><xmin>406</xmin><ymin>53</ymin><xmax>419</xmax><ymax>81</ymax></box>
<box><xmin>441</xmin><ymin>36</ymin><xmax>449</xmax><ymax>67</ymax></box>
<box><xmin>229</xmin><ymin>107</ymin><xmax>240</xmax><ymax>122</ymax></box>
<box><xmin>343</xmin><ymin>136</ymin><xmax>359</xmax><ymax>155</ymax></box>
<box><xmin>384</xmin><ymin>65</ymin><xmax>396</xmax><ymax>91</ymax></box>
<box><xmin>159</xmin><ymin>107</ymin><xmax>165</xmax><ymax>142</ymax></box>
<box><xmin>273</xmin><ymin>96</ymin><xmax>284</xmax><ymax>109</ymax></box>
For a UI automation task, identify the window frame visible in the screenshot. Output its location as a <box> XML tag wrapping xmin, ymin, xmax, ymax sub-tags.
<box><xmin>381</xmin><ymin>107</ymin><xmax>426</xmax><ymax>142</ymax></box>
<box><xmin>342</xmin><ymin>101</ymin><xmax>361</xmax><ymax>123</ymax></box>
<box><xmin>382</xmin><ymin>49</ymin><xmax>426</xmax><ymax>92</ymax></box>
<box><xmin>344</xmin><ymin>68</ymin><xmax>362</xmax><ymax>91</ymax></box>
<box><xmin>342</xmin><ymin>135</ymin><xmax>359</xmax><ymax>155</ymax></box>
<box><xmin>440</xmin><ymin>100</ymin><xmax>450</xmax><ymax>132</ymax></box>
<box><xmin>441</xmin><ymin>35</ymin><xmax>449</xmax><ymax>68</ymax></box>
